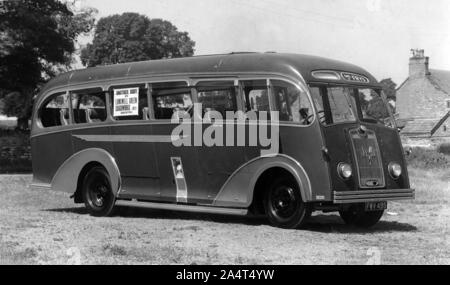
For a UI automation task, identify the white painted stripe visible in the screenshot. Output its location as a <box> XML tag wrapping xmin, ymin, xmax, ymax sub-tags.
<box><xmin>72</xmin><ymin>134</ymin><xmax>187</xmax><ymax>143</ymax></box>
<box><xmin>0</xmin><ymin>174</ymin><xmax>33</xmax><ymax>177</ymax></box>
<box><xmin>30</xmin><ymin>183</ymin><xmax>52</xmax><ymax>189</ymax></box>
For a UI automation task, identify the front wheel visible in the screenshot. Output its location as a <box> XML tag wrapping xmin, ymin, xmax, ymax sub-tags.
<box><xmin>339</xmin><ymin>204</ymin><xmax>384</xmax><ymax>228</ymax></box>
<box><xmin>82</xmin><ymin>166</ymin><xmax>116</xmax><ymax>217</ymax></box>
<box><xmin>264</xmin><ymin>176</ymin><xmax>311</xmax><ymax>229</ymax></box>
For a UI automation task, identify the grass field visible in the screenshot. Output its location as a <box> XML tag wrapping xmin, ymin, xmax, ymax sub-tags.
<box><xmin>0</xmin><ymin>167</ymin><xmax>449</xmax><ymax>265</ymax></box>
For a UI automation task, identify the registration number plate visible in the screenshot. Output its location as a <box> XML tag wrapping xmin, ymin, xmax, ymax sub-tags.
<box><xmin>365</xmin><ymin>201</ymin><xmax>387</xmax><ymax>211</ymax></box>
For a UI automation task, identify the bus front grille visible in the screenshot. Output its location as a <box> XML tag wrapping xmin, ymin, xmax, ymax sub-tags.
<box><xmin>349</xmin><ymin>128</ymin><xmax>385</xmax><ymax>189</ymax></box>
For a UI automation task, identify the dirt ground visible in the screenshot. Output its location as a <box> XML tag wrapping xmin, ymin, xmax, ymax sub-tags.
<box><xmin>0</xmin><ymin>167</ymin><xmax>449</xmax><ymax>265</ymax></box>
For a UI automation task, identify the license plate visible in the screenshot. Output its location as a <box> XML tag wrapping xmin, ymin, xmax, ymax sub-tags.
<box><xmin>365</xmin><ymin>201</ymin><xmax>387</xmax><ymax>211</ymax></box>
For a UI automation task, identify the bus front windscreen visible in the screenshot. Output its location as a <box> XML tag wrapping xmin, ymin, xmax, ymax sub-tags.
<box><xmin>309</xmin><ymin>86</ymin><xmax>395</xmax><ymax>128</ymax></box>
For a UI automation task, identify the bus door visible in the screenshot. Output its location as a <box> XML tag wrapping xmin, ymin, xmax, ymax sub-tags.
<box><xmin>194</xmin><ymin>80</ymin><xmax>247</xmax><ymax>204</ymax></box>
<box><xmin>108</xmin><ymin>84</ymin><xmax>160</xmax><ymax>200</ymax></box>
<box><xmin>150</xmin><ymin>81</ymin><xmax>206</xmax><ymax>204</ymax></box>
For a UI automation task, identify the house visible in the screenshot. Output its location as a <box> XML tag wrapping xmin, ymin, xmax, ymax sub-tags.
<box><xmin>396</xmin><ymin>49</ymin><xmax>450</xmax><ymax>139</ymax></box>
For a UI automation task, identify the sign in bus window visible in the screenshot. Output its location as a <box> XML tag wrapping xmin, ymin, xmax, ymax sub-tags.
<box><xmin>111</xmin><ymin>86</ymin><xmax>148</xmax><ymax>120</ymax></box>
<box><xmin>113</xmin><ymin>88</ymin><xmax>139</xmax><ymax>117</ymax></box>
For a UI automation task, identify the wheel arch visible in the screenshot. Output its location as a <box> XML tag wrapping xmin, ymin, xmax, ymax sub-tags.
<box><xmin>51</xmin><ymin>148</ymin><xmax>121</xmax><ymax>199</ymax></box>
<box><xmin>213</xmin><ymin>154</ymin><xmax>312</xmax><ymax>208</ymax></box>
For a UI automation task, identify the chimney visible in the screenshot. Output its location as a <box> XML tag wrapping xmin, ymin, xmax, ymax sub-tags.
<box><xmin>409</xmin><ymin>49</ymin><xmax>430</xmax><ymax>78</ymax></box>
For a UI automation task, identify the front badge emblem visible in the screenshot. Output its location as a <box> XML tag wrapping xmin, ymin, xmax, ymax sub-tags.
<box><xmin>361</xmin><ymin>146</ymin><xmax>376</xmax><ymax>165</ymax></box>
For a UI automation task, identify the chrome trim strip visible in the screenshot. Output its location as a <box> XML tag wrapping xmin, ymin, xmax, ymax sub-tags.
<box><xmin>333</xmin><ymin>189</ymin><xmax>415</xmax><ymax>204</ymax></box>
<box><xmin>115</xmin><ymin>200</ymin><xmax>248</xmax><ymax>216</ymax></box>
<box><xmin>335</xmin><ymin>189</ymin><xmax>414</xmax><ymax>195</ymax></box>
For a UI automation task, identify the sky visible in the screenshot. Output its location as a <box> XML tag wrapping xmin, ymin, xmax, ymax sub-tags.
<box><xmin>75</xmin><ymin>0</ymin><xmax>450</xmax><ymax>86</ymax></box>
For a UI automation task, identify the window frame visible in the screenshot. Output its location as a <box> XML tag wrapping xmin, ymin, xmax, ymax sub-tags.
<box><xmin>268</xmin><ymin>78</ymin><xmax>316</xmax><ymax>126</ymax></box>
<box><xmin>241</xmin><ymin>79</ymin><xmax>272</xmax><ymax>116</ymax></box>
<box><xmin>308</xmin><ymin>82</ymin><xmax>396</xmax><ymax>128</ymax></box>
<box><xmin>35</xmin><ymin>76</ymin><xmax>317</xmax><ymax>130</ymax></box>
<box><xmin>37</xmin><ymin>91</ymin><xmax>71</xmax><ymax>129</ymax></box>
<box><xmin>69</xmin><ymin>87</ymin><xmax>109</xmax><ymax>125</ymax></box>
<box><xmin>194</xmin><ymin>79</ymin><xmax>239</xmax><ymax>121</ymax></box>
<box><xmin>150</xmin><ymin>80</ymin><xmax>193</xmax><ymax>121</ymax></box>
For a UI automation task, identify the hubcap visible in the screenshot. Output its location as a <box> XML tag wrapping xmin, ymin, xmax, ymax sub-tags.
<box><xmin>270</xmin><ymin>186</ymin><xmax>297</xmax><ymax>219</ymax></box>
<box><xmin>88</xmin><ymin>174</ymin><xmax>109</xmax><ymax>208</ymax></box>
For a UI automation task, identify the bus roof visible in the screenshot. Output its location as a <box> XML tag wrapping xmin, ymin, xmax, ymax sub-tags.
<box><xmin>39</xmin><ymin>52</ymin><xmax>380</xmax><ymax>95</ymax></box>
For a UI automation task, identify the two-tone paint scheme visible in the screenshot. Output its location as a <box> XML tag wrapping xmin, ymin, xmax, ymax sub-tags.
<box><xmin>30</xmin><ymin>53</ymin><xmax>414</xmax><ymax>221</ymax></box>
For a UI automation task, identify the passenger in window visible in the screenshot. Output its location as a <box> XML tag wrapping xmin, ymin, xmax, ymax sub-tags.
<box><xmin>71</xmin><ymin>91</ymin><xmax>107</xmax><ymax>124</ymax></box>
<box><xmin>271</xmin><ymin>80</ymin><xmax>313</xmax><ymax>125</ymax></box>
<box><xmin>276</xmin><ymin>90</ymin><xmax>290</xmax><ymax>121</ymax></box>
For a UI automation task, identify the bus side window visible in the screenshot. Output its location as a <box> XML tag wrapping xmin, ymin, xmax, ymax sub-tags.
<box><xmin>151</xmin><ymin>81</ymin><xmax>192</xmax><ymax>120</ymax></box>
<box><xmin>71</xmin><ymin>89</ymin><xmax>107</xmax><ymax>124</ymax></box>
<box><xmin>241</xmin><ymin>80</ymin><xmax>269</xmax><ymax>112</ymax></box>
<box><xmin>196</xmin><ymin>81</ymin><xmax>237</xmax><ymax>118</ymax></box>
<box><xmin>241</xmin><ymin>80</ymin><xmax>270</xmax><ymax>120</ymax></box>
<box><xmin>110</xmin><ymin>85</ymin><xmax>148</xmax><ymax>121</ymax></box>
<box><xmin>39</xmin><ymin>92</ymin><xmax>69</xmax><ymax>128</ymax></box>
<box><xmin>271</xmin><ymin>80</ymin><xmax>313</xmax><ymax>125</ymax></box>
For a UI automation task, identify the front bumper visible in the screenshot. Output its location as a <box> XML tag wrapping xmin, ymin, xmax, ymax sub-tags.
<box><xmin>333</xmin><ymin>189</ymin><xmax>415</xmax><ymax>204</ymax></box>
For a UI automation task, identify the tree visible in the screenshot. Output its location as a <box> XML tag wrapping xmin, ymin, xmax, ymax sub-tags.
<box><xmin>0</xmin><ymin>0</ymin><xmax>97</xmax><ymax>129</ymax></box>
<box><xmin>80</xmin><ymin>13</ymin><xmax>195</xmax><ymax>67</ymax></box>
<box><xmin>379</xmin><ymin>78</ymin><xmax>397</xmax><ymax>101</ymax></box>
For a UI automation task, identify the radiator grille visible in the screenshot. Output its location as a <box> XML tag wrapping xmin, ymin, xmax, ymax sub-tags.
<box><xmin>349</xmin><ymin>128</ymin><xmax>385</xmax><ymax>188</ymax></box>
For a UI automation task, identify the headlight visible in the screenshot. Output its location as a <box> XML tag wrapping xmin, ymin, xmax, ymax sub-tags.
<box><xmin>388</xmin><ymin>162</ymin><xmax>402</xmax><ymax>179</ymax></box>
<box><xmin>338</xmin><ymin>163</ymin><xmax>352</xmax><ymax>180</ymax></box>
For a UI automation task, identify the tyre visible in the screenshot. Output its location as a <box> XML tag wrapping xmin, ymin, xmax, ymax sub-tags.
<box><xmin>263</xmin><ymin>176</ymin><xmax>311</xmax><ymax>229</ymax></box>
<box><xmin>82</xmin><ymin>166</ymin><xmax>116</xmax><ymax>217</ymax></box>
<box><xmin>339</xmin><ymin>204</ymin><xmax>384</xmax><ymax>228</ymax></box>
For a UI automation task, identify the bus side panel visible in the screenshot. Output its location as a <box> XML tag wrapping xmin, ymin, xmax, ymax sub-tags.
<box><xmin>31</xmin><ymin>131</ymin><xmax>73</xmax><ymax>185</ymax></box>
<box><xmin>277</xmin><ymin>123</ymin><xmax>331</xmax><ymax>201</ymax></box>
<box><xmin>196</xmin><ymin>122</ymin><xmax>247</xmax><ymax>204</ymax></box>
<box><xmin>151</xmin><ymin>122</ymin><xmax>207</xmax><ymax>204</ymax></box>
<box><xmin>71</xmin><ymin>126</ymin><xmax>114</xmax><ymax>155</ymax></box>
<box><xmin>109</xmin><ymin>123</ymin><xmax>161</xmax><ymax>200</ymax></box>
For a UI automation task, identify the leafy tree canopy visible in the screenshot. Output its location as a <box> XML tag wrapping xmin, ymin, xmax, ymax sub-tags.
<box><xmin>80</xmin><ymin>13</ymin><xmax>195</xmax><ymax>67</ymax></box>
<box><xmin>0</xmin><ymin>0</ymin><xmax>97</xmax><ymax>127</ymax></box>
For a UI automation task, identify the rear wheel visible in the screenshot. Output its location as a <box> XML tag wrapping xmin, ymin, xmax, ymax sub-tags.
<box><xmin>264</xmin><ymin>176</ymin><xmax>311</xmax><ymax>229</ymax></box>
<box><xmin>82</xmin><ymin>166</ymin><xmax>116</xmax><ymax>217</ymax></box>
<box><xmin>339</xmin><ymin>204</ymin><xmax>384</xmax><ymax>228</ymax></box>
